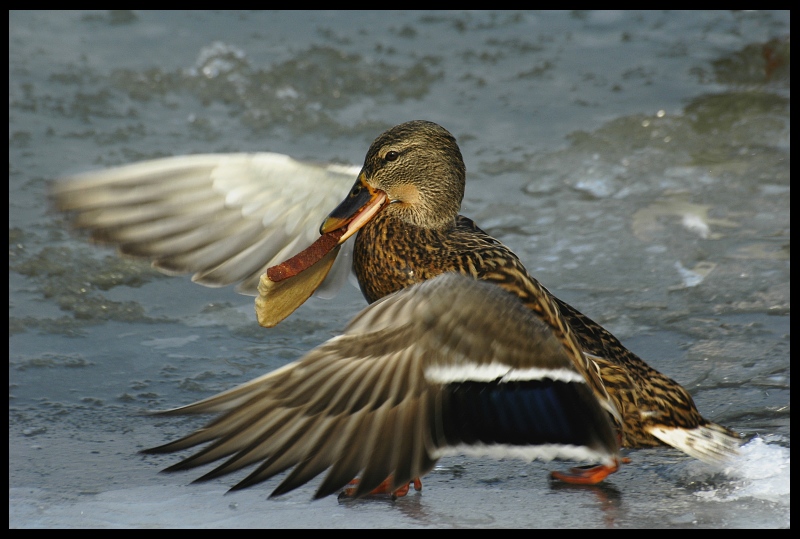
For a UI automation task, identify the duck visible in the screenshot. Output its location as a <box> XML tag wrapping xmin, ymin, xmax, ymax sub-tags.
<box><xmin>52</xmin><ymin>120</ymin><xmax>740</xmax><ymax>499</ymax></box>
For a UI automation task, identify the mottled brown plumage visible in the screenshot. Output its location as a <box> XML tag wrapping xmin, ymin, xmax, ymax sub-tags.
<box><xmin>52</xmin><ymin>120</ymin><xmax>739</xmax><ymax>498</ymax></box>
<box><xmin>324</xmin><ymin>120</ymin><xmax>739</xmax><ymax>457</ymax></box>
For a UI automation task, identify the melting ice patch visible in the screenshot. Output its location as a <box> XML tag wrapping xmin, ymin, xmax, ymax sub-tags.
<box><xmin>141</xmin><ymin>335</ymin><xmax>200</xmax><ymax>350</ymax></box>
<box><xmin>688</xmin><ymin>436</ymin><xmax>790</xmax><ymax>505</ymax></box>
<box><xmin>672</xmin><ymin>260</ymin><xmax>717</xmax><ymax>288</ymax></box>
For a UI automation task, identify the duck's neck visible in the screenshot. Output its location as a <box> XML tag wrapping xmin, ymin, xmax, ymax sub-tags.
<box><xmin>353</xmin><ymin>212</ymin><xmax>456</xmax><ymax>303</ymax></box>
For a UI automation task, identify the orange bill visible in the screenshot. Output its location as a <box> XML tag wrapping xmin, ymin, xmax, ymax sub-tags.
<box><xmin>256</xmin><ymin>173</ymin><xmax>389</xmax><ymax>328</ymax></box>
<box><xmin>320</xmin><ymin>173</ymin><xmax>388</xmax><ymax>243</ymax></box>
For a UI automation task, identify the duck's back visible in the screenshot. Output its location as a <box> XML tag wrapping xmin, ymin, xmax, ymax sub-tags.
<box><xmin>353</xmin><ymin>213</ymin><xmax>512</xmax><ymax>303</ymax></box>
<box><xmin>353</xmin><ymin>211</ymin><xmax>737</xmax><ymax>451</ymax></box>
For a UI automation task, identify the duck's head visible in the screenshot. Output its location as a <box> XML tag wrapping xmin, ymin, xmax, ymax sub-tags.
<box><xmin>320</xmin><ymin>120</ymin><xmax>466</xmax><ymax>242</ymax></box>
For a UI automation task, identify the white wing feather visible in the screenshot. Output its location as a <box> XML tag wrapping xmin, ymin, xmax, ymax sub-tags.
<box><xmin>53</xmin><ymin>153</ymin><xmax>360</xmax><ymax>296</ymax></box>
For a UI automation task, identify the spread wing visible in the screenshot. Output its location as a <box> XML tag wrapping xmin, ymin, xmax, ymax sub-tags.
<box><xmin>52</xmin><ymin>153</ymin><xmax>360</xmax><ymax>296</ymax></box>
<box><xmin>144</xmin><ymin>273</ymin><xmax>619</xmax><ymax>499</ymax></box>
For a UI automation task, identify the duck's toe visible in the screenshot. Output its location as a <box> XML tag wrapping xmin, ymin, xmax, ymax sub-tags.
<box><xmin>338</xmin><ymin>476</ymin><xmax>422</xmax><ymax>500</ymax></box>
<box><xmin>549</xmin><ymin>458</ymin><xmax>621</xmax><ymax>485</ymax></box>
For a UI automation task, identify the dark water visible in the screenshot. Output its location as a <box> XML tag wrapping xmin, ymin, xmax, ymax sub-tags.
<box><xmin>10</xmin><ymin>11</ymin><xmax>789</xmax><ymax>528</ymax></box>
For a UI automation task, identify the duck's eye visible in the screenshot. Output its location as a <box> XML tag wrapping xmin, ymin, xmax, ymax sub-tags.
<box><xmin>384</xmin><ymin>151</ymin><xmax>399</xmax><ymax>162</ymax></box>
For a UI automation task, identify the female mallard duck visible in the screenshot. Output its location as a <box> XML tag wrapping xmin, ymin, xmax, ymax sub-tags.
<box><xmin>53</xmin><ymin>120</ymin><xmax>739</xmax><ymax>499</ymax></box>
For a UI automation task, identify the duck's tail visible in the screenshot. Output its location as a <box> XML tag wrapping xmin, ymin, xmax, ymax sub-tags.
<box><xmin>647</xmin><ymin>422</ymin><xmax>740</xmax><ymax>463</ymax></box>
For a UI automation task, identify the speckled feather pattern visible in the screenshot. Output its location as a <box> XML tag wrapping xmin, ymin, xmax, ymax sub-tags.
<box><xmin>52</xmin><ymin>120</ymin><xmax>740</xmax><ymax>498</ymax></box>
<box><xmin>354</xmin><ymin>211</ymin><xmax>737</xmax><ymax>449</ymax></box>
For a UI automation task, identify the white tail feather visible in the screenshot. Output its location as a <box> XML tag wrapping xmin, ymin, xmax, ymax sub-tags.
<box><xmin>648</xmin><ymin>424</ymin><xmax>740</xmax><ymax>463</ymax></box>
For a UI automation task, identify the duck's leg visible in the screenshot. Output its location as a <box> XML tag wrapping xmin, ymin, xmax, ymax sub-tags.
<box><xmin>549</xmin><ymin>458</ymin><xmax>622</xmax><ymax>485</ymax></box>
<box><xmin>550</xmin><ymin>429</ymin><xmax>631</xmax><ymax>485</ymax></box>
<box><xmin>339</xmin><ymin>476</ymin><xmax>422</xmax><ymax>499</ymax></box>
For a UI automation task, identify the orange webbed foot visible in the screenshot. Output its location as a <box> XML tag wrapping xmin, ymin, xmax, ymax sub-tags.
<box><xmin>549</xmin><ymin>458</ymin><xmax>622</xmax><ymax>485</ymax></box>
<box><xmin>338</xmin><ymin>476</ymin><xmax>422</xmax><ymax>500</ymax></box>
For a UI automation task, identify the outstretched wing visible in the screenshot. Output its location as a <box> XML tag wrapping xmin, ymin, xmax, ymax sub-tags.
<box><xmin>144</xmin><ymin>273</ymin><xmax>619</xmax><ymax>499</ymax></box>
<box><xmin>52</xmin><ymin>153</ymin><xmax>359</xmax><ymax>296</ymax></box>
